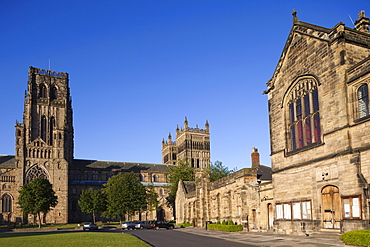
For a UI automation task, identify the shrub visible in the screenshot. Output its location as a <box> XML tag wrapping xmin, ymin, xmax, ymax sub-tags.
<box><xmin>221</xmin><ymin>220</ymin><xmax>227</xmax><ymax>225</ymax></box>
<box><xmin>341</xmin><ymin>230</ymin><xmax>370</xmax><ymax>246</ymax></box>
<box><xmin>228</xmin><ymin>220</ymin><xmax>234</xmax><ymax>225</ymax></box>
<box><xmin>216</xmin><ymin>221</ymin><xmax>221</xmax><ymax>224</ymax></box>
<box><xmin>207</xmin><ymin>224</ymin><xmax>243</xmax><ymax>232</ymax></box>
<box><xmin>178</xmin><ymin>222</ymin><xmax>192</xmax><ymax>228</ymax></box>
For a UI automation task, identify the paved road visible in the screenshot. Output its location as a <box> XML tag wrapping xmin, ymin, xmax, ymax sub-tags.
<box><xmin>123</xmin><ymin>227</ymin><xmax>352</xmax><ymax>247</ymax></box>
<box><xmin>124</xmin><ymin>228</ymin><xmax>254</xmax><ymax>247</ymax></box>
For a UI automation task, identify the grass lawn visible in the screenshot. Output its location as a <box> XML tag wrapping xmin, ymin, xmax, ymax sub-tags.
<box><xmin>0</xmin><ymin>231</ymin><xmax>150</xmax><ymax>247</ymax></box>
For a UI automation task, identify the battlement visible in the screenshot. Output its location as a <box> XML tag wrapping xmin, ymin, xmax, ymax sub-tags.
<box><xmin>29</xmin><ymin>66</ymin><xmax>68</xmax><ymax>78</ymax></box>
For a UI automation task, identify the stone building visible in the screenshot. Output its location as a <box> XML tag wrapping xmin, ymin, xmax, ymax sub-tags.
<box><xmin>265</xmin><ymin>11</ymin><xmax>370</xmax><ymax>234</ymax></box>
<box><xmin>0</xmin><ymin>67</ymin><xmax>175</xmax><ymax>224</ymax></box>
<box><xmin>162</xmin><ymin>118</ymin><xmax>210</xmax><ymax>169</ymax></box>
<box><xmin>175</xmin><ymin>148</ymin><xmax>272</xmax><ymax>231</ymax></box>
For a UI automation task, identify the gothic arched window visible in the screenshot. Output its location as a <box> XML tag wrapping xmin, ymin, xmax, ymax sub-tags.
<box><xmin>50</xmin><ymin>86</ymin><xmax>58</xmax><ymax>100</ymax></box>
<box><xmin>26</xmin><ymin>165</ymin><xmax>48</xmax><ymax>183</ymax></box>
<box><xmin>49</xmin><ymin>117</ymin><xmax>55</xmax><ymax>145</ymax></box>
<box><xmin>287</xmin><ymin>77</ymin><xmax>321</xmax><ymax>151</ymax></box>
<box><xmin>2</xmin><ymin>194</ymin><xmax>13</xmax><ymax>212</ymax></box>
<box><xmin>41</xmin><ymin>116</ymin><xmax>47</xmax><ymax>141</ymax></box>
<box><xmin>358</xmin><ymin>84</ymin><xmax>369</xmax><ymax>118</ymax></box>
<box><xmin>153</xmin><ymin>175</ymin><xmax>158</xmax><ymax>182</ymax></box>
<box><xmin>39</xmin><ymin>83</ymin><xmax>47</xmax><ymax>98</ymax></box>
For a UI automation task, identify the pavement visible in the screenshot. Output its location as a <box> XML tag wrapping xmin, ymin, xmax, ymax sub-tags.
<box><xmin>175</xmin><ymin>227</ymin><xmax>355</xmax><ymax>247</ymax></box>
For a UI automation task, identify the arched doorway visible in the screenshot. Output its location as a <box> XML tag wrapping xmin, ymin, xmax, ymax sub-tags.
<box><xmin>321</xmin><ymin>185</ymin><xmax>340</xmax><ymax>229</ymax></box>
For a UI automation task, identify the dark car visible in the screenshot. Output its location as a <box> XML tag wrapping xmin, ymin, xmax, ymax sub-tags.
<box><xmin>150</xmin><ymin>221</ymin><xmax>175</xmax><ymax>230</ymax></box>
<box><xmin>82</xmin><ymin>222</ymin><xmax>98</xmax><ymax>231</ymax></box>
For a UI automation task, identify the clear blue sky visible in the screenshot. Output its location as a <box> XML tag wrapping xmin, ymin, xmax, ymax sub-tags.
<box><xmin>0</xmin><ymin>0</ymin><xmax>367</xmax><ymax>170</ymax></box>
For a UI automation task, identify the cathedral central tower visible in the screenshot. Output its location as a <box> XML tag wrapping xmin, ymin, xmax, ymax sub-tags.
<box><xmin>162</xmin><ymin>118</ymin><xmax>210</xmax><ymax>169</ymax></box>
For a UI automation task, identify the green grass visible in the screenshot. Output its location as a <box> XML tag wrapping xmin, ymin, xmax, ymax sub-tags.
<box><xmin>207</xmin><ymin>224</ymin><xmax>243</xmax><ymax>232</ymax></box>
<box><xmin>341</xmin><ymin>230</ymin><xmax>370</xmax><ymax>247</ymax></box>
<box><xmin>0</xmin><ymin>232</ymin><xmax>150</xmax><ymax>247</ymax></box>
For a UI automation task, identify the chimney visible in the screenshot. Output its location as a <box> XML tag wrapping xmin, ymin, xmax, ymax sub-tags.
<box><xmin>355</xmin><ymin>10</ymin><xmax>370</xmax><ymax>34</ymax></box>
<box><xmin>251</xmin><ymin>147</ymin><xmax>260</xmax><ymax>168</ymax></box>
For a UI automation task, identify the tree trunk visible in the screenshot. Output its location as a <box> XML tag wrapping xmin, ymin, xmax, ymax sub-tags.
<box><xmin>93</xmin><ymin>210</ymin><xmax>96</xmax><ymax>224</ymax></box>
<box><xmin>37</xmin><ymin>213</ymin><xmax>42</xmax><ymax>228</ymax></box>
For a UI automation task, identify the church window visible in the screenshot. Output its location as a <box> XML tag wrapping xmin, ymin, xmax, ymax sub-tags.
<box><xmin>287</xmin><ymin>78</ymin><xmax>321</xmax><ymax>152</ymax></box>
<box><xmin>39</xmin><ymin>83</ymin><xmax>47</xmax><ymax>98</ymax></box>
<box><xmin>153</xmin><ymin>175</ymin><xmax>158</xmax><ymax>182</ymax></box>
<box><xmin>50</xmin><ymin>86</ymin><xmax>58</xmax><ymax>100</ymax></box>
<box><xmin>358</xmin><ymin>84</ymin><xmax>369</xmax><ymax>118</ymax></box>
<box><xmin>2</xmin><ymin>194</ymin><xmax>12</xmax><ymax>212</ymax></box>
<box><xmin>49</xmin><ymin>117</ymin><xmax>55</xmax><ymax>145</ymax></box>
<box><xmin>343</xmin><ymin>196</ymin><xmax>361</xmax><ymax>219</ymax></box>
<box><xmin>41</xmin><ymin>116</ymin><xmax>47</xmax><ymax>141</ymax></box>
<box><xmin>26</xmin><ymin>165</ymin><xmax>48</xmax><ymax>183</ymax></box>
<box><xmin>139</xmin><ymin>174</ymin><xmax>144</xmax><ymax>182</ymax></box>
<box><xmin>159</xmin><ymin>189</ymin><xmax>164</xmax><ymax>195</ymax></box>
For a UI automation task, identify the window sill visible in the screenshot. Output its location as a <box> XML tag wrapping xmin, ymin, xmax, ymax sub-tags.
<box><xmin>286</xmin><ymin>141</ymin><xmax>323</xmax><ymax>156</ymax></box>
<box><xmin>354</xmin><ymin>115</ymin><xmax>370</xmax><ymax>124</ymax></box>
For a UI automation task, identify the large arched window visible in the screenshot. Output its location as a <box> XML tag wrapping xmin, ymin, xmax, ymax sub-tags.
<box><xmin>2</xmin><ymin>194</ymin><xmax>12</xmax><ymax>212</ymax></box>
<box><xmin>287</xmin><ymin>77</ymin><xmax>321</xmax><ymax>151</ymax></box>
<box><xmin>26</xmin><ymin>165</ymin><xmax>49</xmax><ymax>183</ymax></box>
<box><xmin>39</xmin><ymin>83</ymin><xmax>47</xmax><ymax>98</ymax></box>
<box><xmin>358</xmin><ymin>84</ymin><xmax>369</xmax><ymax>118</ymax></box>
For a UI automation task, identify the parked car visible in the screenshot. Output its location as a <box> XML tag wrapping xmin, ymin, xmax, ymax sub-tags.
<box><xmin>82</xmin><ymin>222</ymin><xmax>98</xmax><ymax>231</ymax></box>
<box><xmin>122</xmin><ymin>221</ymin><xmax>139</xmax><ymax>230</ymax></box>
<box><xmin>141</xmin><ymin>221</ymin><xmax>174</xmax><ymax>230</ymax></box>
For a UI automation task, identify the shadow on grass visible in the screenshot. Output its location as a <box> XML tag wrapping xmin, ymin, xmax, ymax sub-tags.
<box><xmin>0</xmin><ymin>230</ymin><xmax>85</xmax><ymax>239</ymax></box>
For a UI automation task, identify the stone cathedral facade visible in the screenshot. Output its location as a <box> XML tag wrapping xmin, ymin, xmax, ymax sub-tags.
<box><xmin>265</xmin><ymin>11</ymin><xmax>370</xmax><ymax>233</ymax></box>
<box><xmin>0</xmin><ymin>67</ymin><xmax>187</xmax><ymax>224</ymax></box>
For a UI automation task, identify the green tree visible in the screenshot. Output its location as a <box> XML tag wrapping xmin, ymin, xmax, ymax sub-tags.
<box><xmin>17</xmin><ymin>177</ymin><xmax>58</xmax><ymax>228</ymax></box>
<box><xmin>103</xmin><ymin>172</ymin><xmax>147</xmax><ymax>224</ymax></box>
<box><xmin>145</xmin><ymin>184</ymin><xmax>159</xmax><ymax>212</ymax></box>
<box><xmin>166</xmin><ymin>160</ymin><xmax>195</xmax><ymax>209</ymax></box>
<box><xmin>209</xmin><ymin>161</ymin><xmax>236</xmax><ymax>182</ymax></box>
<box><xmin>78</xmin><ymin>188</ymin><xmax>106</xmax><ymax>224</ymax></box>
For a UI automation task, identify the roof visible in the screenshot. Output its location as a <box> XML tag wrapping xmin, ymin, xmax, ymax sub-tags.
<box><xmin>257</xmin><ymin>165</ymin><xmax>272</xmax><ymax>181</ymax></box>
<box><xmin>72</xmin><ymin>159</ymin><xmax>173</xmax><ymax>172</ymax></box>
<box><xmin>182</xmin><ymin>181</ymin><xmax>196</xmax><ymax>195</ymax></box>
<box><xmin>0</xmin><ymin>155</ymin><xmax>16</xmax><ymax>169</ymax></box>
<box><xmin>0</xmin><ymin>155</ymin><xmax>174</xmax><ymax>173</ymax></box>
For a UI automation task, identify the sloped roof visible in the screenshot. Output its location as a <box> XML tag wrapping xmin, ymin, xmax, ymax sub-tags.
<box><xmin>0</xmin><ymin>155</ymin><xmax>16</xmax><ymax>169</ymax></box>
<box><xmin>0</xmin><ymin>155</ymin><xmax>173</xmax><ymax>173</ymax></box>
<box><xmin>72</xmin><ymin>159</ymin><xmax>173</xmax><ymax>172</ymax></box>
<box><xmin>257</xmin><ymin>165</ymin><xmax>272</xmax><ymax>181</ymax></box>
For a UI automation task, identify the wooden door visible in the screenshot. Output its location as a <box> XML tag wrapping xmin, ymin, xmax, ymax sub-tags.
<box><xmin>321</xmin><ymin>186</ymin><xmax>340</xmax><ymax>229</ymax></box>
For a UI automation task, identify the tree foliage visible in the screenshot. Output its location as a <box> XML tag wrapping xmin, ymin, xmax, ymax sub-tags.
<box><xmin>166</xmin><ymin>160</ymin><xmax>195</xmax><ymax>208</ymax></box>
<box><xmin>209</xmin><ymin>161</ymin><xmax>236</xmax><ymax>182</ymax></box>
<box><xmin>145</xmin><ymin>184</ymin><xmax>159</xmax><ymax>211</ymax></box>
<box><xmin>17</xmin><ymin>177</ymin><xmax>58</xmax><ymax>228</ymax></box>
<box><xmin>102</xmin><ymin>172</ymin><xmax>147</xmax><ymax>224</ymax></box>
<box><xmin>78</xmin><ymin>188</ymin><xmax>106</xmax><ymax>223</ymax></box>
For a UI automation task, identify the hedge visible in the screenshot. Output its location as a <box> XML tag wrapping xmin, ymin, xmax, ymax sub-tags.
<box><xmin>177</xmin><ymin>222</ymin><xmax>192</xmax><ymax>228</ymax></box>
<box><xmin>207</xmin><ymin>224</ymin><xmax>243</xmax><ymax>232</ymax></box>
<box><xmin>341</xmin><ymin>230</ymin><xmax>370</xmax><ymax>247</ymax></box>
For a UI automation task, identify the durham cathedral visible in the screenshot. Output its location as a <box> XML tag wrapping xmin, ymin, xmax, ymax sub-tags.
<box><xmin>2</xmin><ymin>9</ymin><xmax>370</xmax><ymax>235</ymax></box>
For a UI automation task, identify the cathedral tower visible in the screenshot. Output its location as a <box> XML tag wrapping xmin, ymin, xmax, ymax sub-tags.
<box><xmin>162</xmin><ymin>118</ymin><xmax>210</xmax><ymax>169</ymax></box>
<box><xmin>15</xmin><ymin>67</ymin><xmax>73</xmax><ymax>223</ymax></box>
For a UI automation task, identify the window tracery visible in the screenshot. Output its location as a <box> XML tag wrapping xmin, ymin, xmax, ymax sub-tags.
<box><xmin>286</xmin><ymin>77</ymin><xmax>321</xmax><ymax>151</ymax></box>
<box><xmin>26</xmin><ymin>165</ymin><xmax>48</xmax><ymax>183</ymax></box>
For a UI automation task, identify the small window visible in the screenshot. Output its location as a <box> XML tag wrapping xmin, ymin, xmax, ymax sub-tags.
<box><xmin>153</xmin><ymin>175</ymin><xmax>158</xmax><ymax>182</ymax></box>
<box><xmin>343</xmin><ymin>196</ymin><xmax>361</xmax><ymax>219</ymax></box>
<box><xmin>358</xmin><ymin>84</ymin><xmax>369</xmax><ymax>118</ymax></box>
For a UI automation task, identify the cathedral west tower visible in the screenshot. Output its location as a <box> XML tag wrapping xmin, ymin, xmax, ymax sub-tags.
<box><xmin>15</xmin><ymin>67</ymin><xmax>73</xmax><ymax>224</ymax></box>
